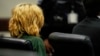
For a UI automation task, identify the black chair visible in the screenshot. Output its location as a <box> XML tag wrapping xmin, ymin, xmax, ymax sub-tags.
<box><xmin>0</xmin><ymin>37</ymin><xmax>37</xmax><ymax>56</ymax></box>
<box><xmin>48</xmin><ymin>32</ymin><xmax>95</xmax><ymax>56</ymax></box>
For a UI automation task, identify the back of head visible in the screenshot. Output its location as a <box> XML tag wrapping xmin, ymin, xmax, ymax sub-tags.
<box><xmin>84</xmin><ymin>0</ymin><xmax>100</xmax><ymax>17</ymax></box>
<box><xmin>9</xmin><ymin>3</ymin><xmax>44</xmax><ymax>38</ymax></box>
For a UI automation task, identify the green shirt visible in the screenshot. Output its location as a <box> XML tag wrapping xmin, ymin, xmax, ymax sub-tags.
<box><xmin>21</xmin><ymin>34</ymin><xmax>47</xmax><ymax>56</ymax></box>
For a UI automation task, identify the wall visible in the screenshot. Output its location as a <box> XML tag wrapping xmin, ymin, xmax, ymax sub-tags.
<box><xmin>0</xmin><ymin>0</ymin><xmax>38</xmax><ymax>18</ymax></box>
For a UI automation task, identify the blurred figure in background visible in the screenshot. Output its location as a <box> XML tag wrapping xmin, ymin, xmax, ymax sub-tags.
<box><xmin>8</xmin><ymin>3</ymin><xmax>47</xmax><ymax>56</ymax></box>
<box><xmin>37</xmin><ymin>0</ymin><xmax>86</xmax><ymax>55</ymax></box>
<box><xmin>72</xmin><ymin>0</ymin><xmax>100</xmax><ymax>56</ymax></box>
<box><xmin>38</xmin><ymin>0</ymin><xmax>86</xmax><ymax>39</ymax></box>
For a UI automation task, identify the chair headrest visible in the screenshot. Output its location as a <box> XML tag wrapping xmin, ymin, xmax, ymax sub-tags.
<box><xmin>48</xmin><ymin>32</ymin><xmax>94</xmax><ymax>56</ymax></box>
<box><xmin>49</xmin><ymin>32</ymin><xmax>90</xmax><ymax>42</ymax></box>
<box><xmin>0</xmin><ymin>37</ymin><xmax>33</xmax><ymax>51</ymax></box>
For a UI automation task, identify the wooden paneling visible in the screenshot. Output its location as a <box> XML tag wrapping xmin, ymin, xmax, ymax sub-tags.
<box><xmin>0</xmin><ymin>18</ymin><xmax>9</xmax><ymax>31</ymax></box>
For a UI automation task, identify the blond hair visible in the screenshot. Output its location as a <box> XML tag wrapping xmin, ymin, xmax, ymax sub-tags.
<box><xmin>9</xmin><ymin>3</ymin><xmax>44</xmax><ymax>38</ymax></box>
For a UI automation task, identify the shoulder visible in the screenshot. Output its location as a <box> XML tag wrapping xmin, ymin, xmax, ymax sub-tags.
<box><xmin>27</xmin><ymin>36</ymin><xmax>44</xmax><ymax>45</ymax></box>
<box><xmin>22</xmin><ymin>35</ymin><xmax>42</xmax><ymax>41</ymax></box>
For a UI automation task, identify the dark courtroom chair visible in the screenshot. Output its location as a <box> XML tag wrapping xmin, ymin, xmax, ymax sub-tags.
<box><xmin>0</xmin><ymin>37</ymin><xmax>37</xmax><ymax>56</ymax></box>
<box><xmin>48</xmin><ymin>32</ymin><xmax>95</xmax><ymax>56</ymax></box>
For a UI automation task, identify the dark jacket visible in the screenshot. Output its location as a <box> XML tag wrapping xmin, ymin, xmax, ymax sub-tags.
<box><xmin>72</xmin><ymin>16</ymin><xmax>100</xmax><ymax>56</ymax></box>
<box><xmin>38</xmin><ymin>0</ymin><xmax>86</xmax><ymax>39</ymax></box>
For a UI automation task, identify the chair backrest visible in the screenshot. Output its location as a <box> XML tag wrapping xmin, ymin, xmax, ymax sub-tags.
<box><xmin>0</xmin><ymin>37</ymin><xmax>37</xmax><ymax>56</ymax></box>
<box><xmin>48</xmin><ymin>32</ymin><xmax>95</xmax><ymax>56</ymax></box>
